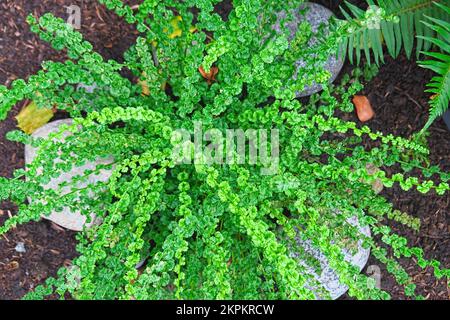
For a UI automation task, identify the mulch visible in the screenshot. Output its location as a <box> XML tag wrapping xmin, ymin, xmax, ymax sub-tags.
<box><xmin>337</xmin><ymin>54</ymin><xmax>450</xmax><ymax>300</ymax></box>
<box><xmin>0</xmin><ymin>0</ymin><xmax>448</xmax><ymax>300</ymax></box>
<box><xmin>0</xmin><ymin>0</ymin><xmax>139</xmax><ymax>300</ymax></box>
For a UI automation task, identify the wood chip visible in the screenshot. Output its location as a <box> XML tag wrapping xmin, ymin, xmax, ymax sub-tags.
<box><xmin>6</xmin><ymin>261</ymin><xmax>19</xmax><ymax>271</ymax></box>
<box><xmin>63</xmin><ymin>259</ymin><xmax>73</xmax><ymax>267</ymax></box>
<box><xmin>353</xmin><ymin>95</ymin><xmax>375</xmax><ymax>122</ymax></box>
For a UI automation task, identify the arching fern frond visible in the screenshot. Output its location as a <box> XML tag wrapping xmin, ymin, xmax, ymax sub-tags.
<box><xmin>418</xmin><ymin>2</ymin><xmax>450</xmax><ymax>131</ymax></box>
<box><xmin>340</xmin><ymin>0</ymin><xmax>450</xmax><ymax>65</ymax></box>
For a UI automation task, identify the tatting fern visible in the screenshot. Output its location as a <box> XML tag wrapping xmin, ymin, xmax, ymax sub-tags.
<box><xmin>340</xmin><ymin>0</ymin><xmax>450</xmax><ymax>65</ymax></box>
<box><xmin>0</xmin><ymin>0</ymin><xmax>449</xmax><ymax>301</ymax></box>
<box><xmin>418</xmin><ymin>2</ymin><xmax>450</xmax><ymax>131</ymax></box>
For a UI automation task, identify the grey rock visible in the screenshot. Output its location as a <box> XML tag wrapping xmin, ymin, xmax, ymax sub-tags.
<box><xmin>273</xmin><ymin>2</ymin><xmax>344</xmax><ymax>97</ymax></box>
<box><xmin>290</xmin><ymin>215</ymin><xmax>371</xmax><ymax>300</ymax></box>
<box><xmin>24</xmin><ymin>119</ymin><xmax>113</xmax><ymax>231</ymax></box>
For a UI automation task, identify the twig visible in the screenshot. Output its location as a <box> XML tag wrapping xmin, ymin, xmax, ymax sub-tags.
<box><xmin>394</xmin><ymin>86</ymin><xmax>423</xmax><ymax>109</ymax></box>
<box><xmin>421</xmin><ymin>234</ymin><xmax>449</xmax><ymax>240</ymax></box>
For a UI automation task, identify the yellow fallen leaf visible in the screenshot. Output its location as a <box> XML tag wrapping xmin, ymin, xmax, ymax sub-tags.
<box><xmin>16</xmin><ymin>101</ymin><xmax>54</xmax><ymax>134</ymax></box>
<box><xmin>138</xmin><ymin>72</ymin><xmax>151</xmax><ymax>96</ymax></box>
<box><xmin>167</xmin><ymin>16</ymin><xmax>183</xmax><ymax>39</ymax></box>
<box><xmin>152</xmin><ymin>16</ymin><xmax>197</xmax><ymax>46</ymax></box>
<box><xmin>143</xmin><ymin>16</ymin><xmax>197</xmax><ymax>94</ymax></box>
<box><xmin>138</xmin><ymin>71</ymin><xmax>167</xmax><ymax>96</ymax></box>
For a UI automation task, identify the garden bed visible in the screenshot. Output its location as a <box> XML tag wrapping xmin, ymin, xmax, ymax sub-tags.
<box><xmin>0</xmin><ymin>0</ymin><xmax>448</xmax><ymax>300</ymax></box>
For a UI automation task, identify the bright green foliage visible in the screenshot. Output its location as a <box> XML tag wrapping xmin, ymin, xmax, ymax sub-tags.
<box><xmin>0</xmin><ymin>0</ymin><xmax>449</xmax><ymax>300</ymax></box>
<box><xmin>418</xmin><ymin>2</ymin><xmax>450</xmax><ymax>131</ymax></box>
<box><xmin>340</xmin><ymin>0</ymin><xmax>450</xmax><ymax>64</ymax></box>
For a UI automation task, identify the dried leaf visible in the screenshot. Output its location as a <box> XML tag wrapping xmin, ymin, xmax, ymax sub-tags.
<box><xmin>164</xmin><ymin>16</ymin><xmax>197</xmax><ymax>40</ymax></box>
<box><xmin>63</xmin><ymin>259</ymin><xmax>73</xmax><ymax>267</ymax></box>
<box><xmin>138</xmin><ymin>72</ymin><xmax>151</xmax><ymax>96</ymax></box>
<box><xmin>168</xmin><ymin>16</ymin><xmax>183</xmax><ymax>39</ymax></box>
<box><xmin>199</xmin><ymin>66</ymin><xmax>219</xmax><ymax>85</ymax></box>
<box><xmin>6</xmin><ymin>261</ymin><xmax>19</xmax><ymax>271</ymax></box>
<box><xmin>353</xmin><ymin>95</ymin><xmax>375</xmax><ymax>122</ymax></box>
<box><xmin>138</xmin><ymin>71</ymin><xmax>166</xmax><ymax>96</ymax></box>
<box><xmin>16</xmin><ymin>101</ymin><xmax>55</xmax><ymax>134</ymax></box>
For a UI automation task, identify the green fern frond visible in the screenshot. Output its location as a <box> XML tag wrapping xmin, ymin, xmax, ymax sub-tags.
<box><xmin>341</xmin><ymin>0</ymin><xmax>450</xmax><ymax>65</ymax></box>
<box><xmin>418</xmin><ymin>2</ymin><xmax>450</xmax><ymax>131</ymax></box>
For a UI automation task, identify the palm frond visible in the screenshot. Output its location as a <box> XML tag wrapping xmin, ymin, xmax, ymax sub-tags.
<box><xmin>341</xmin><ymin>0</ymin><xmax>450</xmax><ymax>65</ymax></box>
<box><xmin>418</xmin><ymin>2</ymin><xmax>450</xmax><ymax>131</ymax></box>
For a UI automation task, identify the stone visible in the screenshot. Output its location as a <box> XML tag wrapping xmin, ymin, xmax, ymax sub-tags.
<box><xmin>15</xmin><ymin>242</ymin><xmax>26</xmax><ymax>253</ymax></box>
<box><xmin>290</xmin><ymin>215</ymin><xmax>371</xmax><ymax>300</ymax></box>
<box><xmin>273</xmin><ymin>2</ymin><xmax>344</xmax><ymax>97</ymax></box>
<box><xmin>24</xmin><ymin>119</ymin><xmax>114</xmax><ymax>231</ymax></box>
